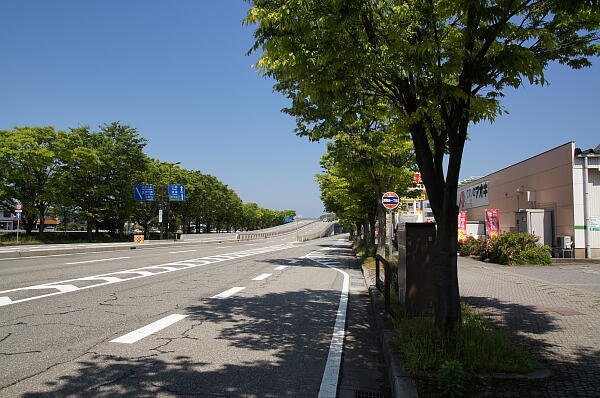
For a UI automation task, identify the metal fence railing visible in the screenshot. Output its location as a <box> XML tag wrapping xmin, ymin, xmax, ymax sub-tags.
<box><xmin>375</xmin><ymin>254</ymin><xmax>397</xmax><ymax>315</ymax></box>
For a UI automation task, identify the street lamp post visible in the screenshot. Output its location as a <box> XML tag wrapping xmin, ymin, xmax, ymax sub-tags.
<box><xmin>161</xmin><ymin>161</ymin><xmax>181</xmax><ymax>240</ymax></box>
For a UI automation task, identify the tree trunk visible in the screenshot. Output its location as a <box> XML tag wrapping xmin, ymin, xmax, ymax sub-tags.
<box><xmin>434</xmin><ymin>200</ymin><xmax>461</xmax><ymax>330</ymax></box>
<box><xmin>87</xmin><ymin>219</ymin><xmax>93</xmax><ymax>242</ymax></box>
<box><xmin>368</xmin><ymin>214</ymin><xmax>376</xmax><ymax>249</ymax></box>
<box><xmin>377</xmin><ymin>202</ymin><xmax>387</xmax><ymax>256</ymax></box>
<box><xmin>25</xmin><ymin>215</ymin><xmax>35</xmax><ymax>234</ymax></box>
<box><xmin>37</xmin><ymin>206</ymin><xmax>46</xmax><ymax>237</ymax></box>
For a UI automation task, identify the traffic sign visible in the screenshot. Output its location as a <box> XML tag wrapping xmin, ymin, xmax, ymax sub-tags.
<box><xmin>14</xmin><ymin>209</ymin><xmax>22</xmax><ymax>213</ymax></box>
<box><xmin>15</xmin><ymin>203</ymin><xmax>22</xmax><ymax>210</ymax></box>
<box><xmin>15</xmin><ymin>212</ymin><xmax>21</xmax><ymax>219</ymax></box>
<box><xmin>283</xmin><ymin>217</ymin><xmax>293</xmax><ymax>223</ymax></box>
<box><xmin>134</xmin><ymin>185</ymin><xmax>155</xmax><ymax>201</ymax></box>
<box><xmin>382</xmin><ymin>192</ymin><xmax>399</xmax><ymax>209</ymax></box>
<box><xmin>168</xmin><ymin>185</ymin><xmax>186</xmax><ymax>201</ymax></box>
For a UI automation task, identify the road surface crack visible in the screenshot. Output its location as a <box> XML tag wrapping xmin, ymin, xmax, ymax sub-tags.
<box><xmin>0</xmin><ymin>333</ymin><xmax>12</xmax><ymax>344</ymax></box>
<box><xmin>29</xmin><ymin>322</ymin><xmax>95</xmax><ymax>329</ymax></box>
<box><xmin>89</xmin><ymin>369</ymin><xmax>136</xmax><ymax>391</ymax></box>
<box><xmin>99</xmin><ymin>292</ymin><xmax>126</xmax><ymax>307</ymax></box>
<box><xmin>0</xmin><ymin>350</ymin><xmax>41</xmax><ymax>356</ymax></box>
<box><xmin>42</xmin><ymin>308</ymin><xmax>86</xmax><ymax>316</ymax></box>
<box><xmin>149</xmin><ymin>322</ymin><xmax>202</xmax><ymax>354</ymax></box>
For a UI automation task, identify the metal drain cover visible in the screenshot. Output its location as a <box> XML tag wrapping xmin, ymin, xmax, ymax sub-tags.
<box><xmin>355</xmin><ymin>390</ymin><xmax>384</xmax><ymax>398</ymax></box>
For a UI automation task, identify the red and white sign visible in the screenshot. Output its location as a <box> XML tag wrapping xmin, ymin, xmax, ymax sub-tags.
<box><xmin>485</xmin><ymin>209</ymin><xmax>500</xmax><ymax>240</ymax></box>
<box><xmin>413</xmin><ymin>173</ymin><xmax>422</xmax><ymax>184</ymax></box>
<box><xmin>381</xmin><ymin>192</ymin><xmax>399</xmax><ymax>210</ymax></box>
<box><xmin>458</xmin><ymin>211</ymin><xmax>467</xmax><ymax>242</ymax></box>
<box><xmin>15</xmin><ymin>203</ymin><xmax>22</xmax><ymax>210</ymax></box>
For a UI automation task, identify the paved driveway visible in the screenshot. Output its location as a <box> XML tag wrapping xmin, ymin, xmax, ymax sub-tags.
<box><xmin>459</xmin><ymin>257</ymin><xmax>600</xmax><ymax>397</ymax></box>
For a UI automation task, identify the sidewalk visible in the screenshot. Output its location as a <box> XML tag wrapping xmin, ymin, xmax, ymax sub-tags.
<box><xmin>459</xmin><ymin>256</ymin><xmax>600</xmax><ymax>397</ymax></box>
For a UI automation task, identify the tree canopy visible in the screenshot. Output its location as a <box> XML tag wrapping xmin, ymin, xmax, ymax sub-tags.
<box><xmin>0</xmin><ymin>123</ymin><xmax>295</xmax><ymax>237</ymax></box>
<box><xmin>246</xmin><ymin>0</ymin><xmax>600</xmax><ymax>329</ymax></box>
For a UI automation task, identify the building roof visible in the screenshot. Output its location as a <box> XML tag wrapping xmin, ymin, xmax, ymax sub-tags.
<box><xmin>575</xmin><ymin>144</ymin><xmax>600</xmax><ymax>156</ymax></box>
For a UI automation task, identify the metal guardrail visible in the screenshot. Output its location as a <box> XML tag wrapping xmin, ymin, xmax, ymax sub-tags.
<box><xmin>236</xmin><ymin>220</ymin><xmax>320</xmax><ymax>241</ymax></box>
<box><xmin>296</xmin><ymin>222</ymin><xmax>337</xmax><ymax>242</ymax></box>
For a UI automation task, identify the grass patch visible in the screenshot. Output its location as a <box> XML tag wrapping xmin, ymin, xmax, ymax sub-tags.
<box><xmin>363</xmin><ymin>256</ymin><xmax>376</xmax><ymax>269</ymax></box>
<box><xmin>393</xmin><ymin>303</ymin><xmax>534</xmax><ymax>374</ymax></box>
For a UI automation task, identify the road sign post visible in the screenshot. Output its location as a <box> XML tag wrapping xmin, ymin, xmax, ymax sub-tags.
<box><xmin>14</xmin><ymin>204</ymin><xmax>22</xmax><ymax>244</ymax></box>
<box><xmin>382</xmin><ymin>192</ymin><xmax>399</xmax><ymax>263</ymax></box>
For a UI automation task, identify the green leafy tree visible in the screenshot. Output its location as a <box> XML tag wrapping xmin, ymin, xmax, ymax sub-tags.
<box><xmin>97</xmin><ymin>122</ymin><xmax>149</xmax><ymax>234</ymax></box>
<box><xmin>0</xmin><ymin>126</ymin><xmax>70</xmax><ymax>235</ymax></box>
<box><xmin>247</xmin><ymin>0</ymin><xmax>600</xmax><ymax>329</ymax></box>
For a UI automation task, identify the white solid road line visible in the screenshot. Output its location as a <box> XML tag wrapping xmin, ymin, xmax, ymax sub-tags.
<box><xmin>168</xmin><ymin>249</ymin><xmax>198</xmax><ymax>254</ymax></box>
<box><xmin>210</xmin><ymin>286</ymin><xmax>245</xmax><ymax>299</ymax></box>
<box><xmin>252</xmin><ymin>273</ymin><xmax>272</xmax><ymax>281</ymax></box>
<box><xmin>111</xmin><ymin>314</ymin><xmax>189</xmax><ymax>344</ymax></box>
<box><xmin>307</xmin><ymin>249</ymin><xmax>350</xmax><ymax>398</ymax></box>
<box><xmin>274</xmin><ymin>266</ymin><xmax>288</xmax><ymax>270</ymax></box>
<box><xmin>65</xmin><ymin>256</ymin><xmax>130</xmax><ymax>265</ymax></box>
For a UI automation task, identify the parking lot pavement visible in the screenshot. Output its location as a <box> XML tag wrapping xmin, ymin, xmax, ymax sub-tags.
<box><xmin>459</xmin><ymin>256</ymin><xmax>600</xmax><ymax>397</ymax></box>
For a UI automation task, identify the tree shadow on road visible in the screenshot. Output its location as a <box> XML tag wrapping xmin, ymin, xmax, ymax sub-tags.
<box><xmin>20</xmin><ymin>288</ymin><xmax>343</xmax><ymax>397</ymax></box>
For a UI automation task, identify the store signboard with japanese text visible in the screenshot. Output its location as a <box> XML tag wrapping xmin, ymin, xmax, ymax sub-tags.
<box><xmin>457</xmin><ymin>181</ymin><xmax>489</xmax><ymax>210</ymax></box>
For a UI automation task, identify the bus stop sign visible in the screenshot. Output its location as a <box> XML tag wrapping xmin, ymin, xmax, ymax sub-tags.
<box><xmin>382</xmin><ymin>192</ymin><xmax>399</xmax><ymax>210</ymax></box>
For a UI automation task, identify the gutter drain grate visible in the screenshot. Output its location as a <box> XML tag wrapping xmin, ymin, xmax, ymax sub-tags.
<box><xmin>354</xmin><ymin>390</ymin><xmax>384</xmax><ymax>398</ymax></box>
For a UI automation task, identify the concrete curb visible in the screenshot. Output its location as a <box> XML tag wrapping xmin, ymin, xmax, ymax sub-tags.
<box><xmin>552</xmin><ymin>258</ymin><xmax>600</xmax><ymax>264</ymax></box>
<box><xmin>361</xmin><ymin>265</ymin><xmax>419</xmax><ymax>398</ymax></box>
<box><xmin>0</xmin><ymin>237</ymin><xmax>244</xmax><ymax>259</ymax></box>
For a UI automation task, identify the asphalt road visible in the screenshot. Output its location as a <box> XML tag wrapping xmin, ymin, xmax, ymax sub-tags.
<box><xmin>0</xmin><ymin>234</ymin><xmax>353</xmax><ymax>397</ymax></box>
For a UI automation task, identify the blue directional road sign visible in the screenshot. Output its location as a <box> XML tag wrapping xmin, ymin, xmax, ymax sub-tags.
<box><xmin>134</xmin><ymin>185</ymin><xmax>155</xmax><ymax>201</ymax></box>
<box><xmin>168</xmin><ymin>185</ymin><xmax>186</xmax><ymax>201</ymax></box>
<box><xmin>15</xmin><ymin>212</ymin><xmax>21</xmax><ymax>219</ymax></box>
<box><xmin>283</xmin><ymin>217</ymin><xmax>294</xmax><ymax>223</ymax></box>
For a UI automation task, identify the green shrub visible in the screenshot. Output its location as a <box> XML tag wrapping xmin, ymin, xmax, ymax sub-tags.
<box><xmin>488</xmin><ymin>232</ymin><xmax>552</xmax><ymax>265</ymax></box>
<box><xmin>458</xmin><ymin>236</ymin><xmax>488</xmax><ymax>258</ymax></box>
<box><xmin>438</xmin><ymin>359</ymin><xmax>466</xmax><ymax>397</ymax></box>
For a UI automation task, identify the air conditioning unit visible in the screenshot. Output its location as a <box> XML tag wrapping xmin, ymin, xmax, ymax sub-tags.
<box><xmin>556</xmin><ymin>236</ymin><xmax>572</xmax><ymax>249</ymax></box>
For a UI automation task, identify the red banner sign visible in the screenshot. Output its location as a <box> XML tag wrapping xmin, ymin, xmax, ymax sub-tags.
<box><xmin>485</xmin><ymin>209</ymin><xmax>500</xmax><ymax>240</ymax></box>
<box><xmin>457</xmin><ymin>211</ymin><xmax>467</xmax><ymax>242</ymax></box>
<box><xmin>413</xmin><ymin>173</ymin><xmax>422</xmax><ymax>184</ymax></box>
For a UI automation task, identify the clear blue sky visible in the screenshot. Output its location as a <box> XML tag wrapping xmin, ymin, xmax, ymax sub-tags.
<box><xmin>1</xmin><ymin>2</ymin><xmax>598</xmax><ymax>217</ymax></box>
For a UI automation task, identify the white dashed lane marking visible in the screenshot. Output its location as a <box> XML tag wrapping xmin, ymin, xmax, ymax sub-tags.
<box><xmin>210</xmin><ymin>287</ymin><xmax>245</xmax><ymax>299</ymax></box>
<box><xmin>0</xmin><ymin>243</ymin><xmax>294</xmax><ymax>307</ymax></box>
<box><xmin>111</xmin><ymin>314</ymin><xmax>189</xmax><ymax>344</ymax></box>
<box><xmin>252</xmin><ymin>273</ymin><xmax>271</xmax><ymax>281</ymax></box>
